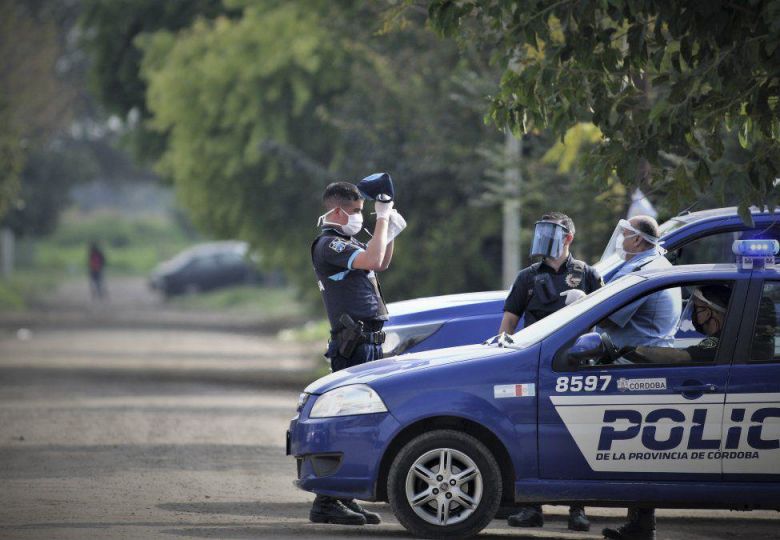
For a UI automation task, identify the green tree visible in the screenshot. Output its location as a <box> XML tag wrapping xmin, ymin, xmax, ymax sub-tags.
<box><xmin>137</xmin><ymin>1</ymin><xmax>514</xmax><ymax>300</ymax></box>
<box><xmin>0</xmin><ymin>0</ymin><xmax>75</xmax><ymax>216</ymax></box>
<box><xmin>428</xmin><ymin>0</ymin><xmax>780</xmax><ymax>224</ymax></box>
<box><xmin>79</xmin><ymin>0</ymin><xmax>238</xmax><ymax>161</ymax></box>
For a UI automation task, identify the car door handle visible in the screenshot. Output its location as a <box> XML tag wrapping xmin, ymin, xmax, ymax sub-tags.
<box><xmin>673</xmin><ymin>384</ymin><xmax>718</xmax><ymax>393</ymax></box>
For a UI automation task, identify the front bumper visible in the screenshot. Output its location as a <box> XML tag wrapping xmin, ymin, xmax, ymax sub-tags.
<box><xmin>287</xmin><ymin>408</ymin><xmax>401</xmax><ymax>501</ymax></box>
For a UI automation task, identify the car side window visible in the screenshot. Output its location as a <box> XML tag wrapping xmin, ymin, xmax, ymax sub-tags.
<box><xmin>556</xmin><ymin>281</ymin><xmax>735</xmax><ymax>370</ymax></box>
<box><xmin>749</xmin><ymin>282</ymin><xmax>780</xmax><ymax>363</ymax></box>
<box><xmin>191</xmin><ymin>255</ymin><xmax>219</xmax><ymax>270</ymax></box>
<box><xmin>671</xmin><ymin>225</ymin><xmax>780</xmax><ymax>265</ymax></box>
<box><xmin>216</xmin><ymin>252</ymin><xmax>244</xmax><ymax>266</ymax></box>
<box><xmin>672</xmin><ymin>231</ymin><xmax>741</xmax><ymax>265</ymax></box>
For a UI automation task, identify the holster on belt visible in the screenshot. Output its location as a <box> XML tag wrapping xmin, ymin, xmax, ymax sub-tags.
<box><xmin>336</xmin><ymin>314</ymin><xmax>386</xmax><ymax>358</ymax></box>
<box><xmin>337</xmin><ymin>314</ymin><xmax>364</xmax><ymax>358</ymax></box>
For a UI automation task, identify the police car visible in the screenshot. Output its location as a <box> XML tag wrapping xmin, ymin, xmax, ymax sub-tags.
<box><xmin>383</xmin><ymin>207</ymin><xmax>780</xmax><ymax>357</ymax></box>
<box><xmin>288</xmin><ymin>240</ymin><xmax>780</xmax><ymax>538</ymax></box>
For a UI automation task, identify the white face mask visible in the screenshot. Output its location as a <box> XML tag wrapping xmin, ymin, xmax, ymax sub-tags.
<box><xmin>317</xmin><ymin>208</ymin><xmax>363</xmax><ymax>236</ymax></box>
<box><xmin>341</xmin><ymin>212</ymin><xmax>363</xmax><ymax>236</ymax></box>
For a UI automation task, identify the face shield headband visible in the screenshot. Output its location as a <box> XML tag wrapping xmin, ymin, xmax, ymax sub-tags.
<box><xmin>601</xmin><ymin>218</ymin><xmax>667</xmax><ymax>262</ymax></box>
<box><xmin>618</xmin><ymin>219</ymin><xmax>665</xmax><ymax>252</ymax></box>
<box><xmin>530</xmin><ymin>221</ymin><xmax>570</xmax><ymax>259</ymax></box>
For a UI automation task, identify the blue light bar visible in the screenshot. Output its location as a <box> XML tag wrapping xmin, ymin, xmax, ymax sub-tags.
<box><xmin>732</xmin><ymin>239</ymin><xmax>780</xmax><ymax>257</ymax></box>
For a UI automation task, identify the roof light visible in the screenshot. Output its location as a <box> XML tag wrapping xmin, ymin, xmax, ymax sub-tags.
<box><xmin>732</xmin><ymin>239</ymin><xmax>779</xmax><ymax>257</ymax></box>
<box><xmin>732</xmin><ymin>240</ymin><xmax>779</xmax><ymax>271</ymax></box>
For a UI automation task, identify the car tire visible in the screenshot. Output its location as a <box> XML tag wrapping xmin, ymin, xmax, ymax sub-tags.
<box><xmin>387</xmin><ymin>429</ymin><xmax>502</xmax><ymax>539</ymax></box>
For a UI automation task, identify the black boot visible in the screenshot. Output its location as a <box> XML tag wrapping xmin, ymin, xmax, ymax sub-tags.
<box><xmin>568</xmin><ymin>505</ymin><xmax>590</xmax><ymax>531</ymax></box>
<box><xmin>341</xmin><ymin>499</ymin><xmax>381</xmax><ymax>525</ymax></box>
<box><xmin>309</xmin><ymin>495</ymin><xmax>367</xmax><ymax>525</ymax></box>
<box><xmin>602</xmin><ymin>507</ymin><xmax>656</xmax><ymax>540</ymax></box>
<box><xmin>507</xmin><ymin>505</ymin><xmax>543</xmax><ymax>527</ymax></box>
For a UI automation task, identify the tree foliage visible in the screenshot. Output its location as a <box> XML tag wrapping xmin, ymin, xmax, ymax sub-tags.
<box><xmin>81</xmin><ymin>0</ymin><xmax>627</xmax><ymax>302</ymax></box>
<box><xmin>428</xmin><ymin>0</ymin><xmax>780</xmax><ymax>224</ymax></box>
<box><xmin>79</xmin><ymin>0</ymin><xmax>237</xmax><ymax>161</ymax></box>
<box><xmin>135</xmin><ymin>1</ymin><xmax>511</xmax><ymax>301</ymax></box>
<box><xmin>0</xmin><ymin>0</ymin><xmax>76</xmax><ymax>217</ymax></box>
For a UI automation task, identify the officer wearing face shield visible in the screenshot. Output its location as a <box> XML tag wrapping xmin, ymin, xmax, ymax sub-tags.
<box><xmin>308</xmin><ymin>176</ymin><xmax>405</xmax><ymax>526</ymax></box>
<box><xmin>499</xmin><ymin>213</ymin><xmax>603</xmax><ymax>532</ymax></box>
<box><xmin>598</xmin><ymin>216</ymin><xmax>682</xmax><ymax>351</ymax></box>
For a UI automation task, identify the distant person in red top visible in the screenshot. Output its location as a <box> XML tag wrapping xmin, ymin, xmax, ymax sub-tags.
<box><xmin>87</xmin><ymin>241</ymin><xmax>106</xmax><ymax>300</ymax></box>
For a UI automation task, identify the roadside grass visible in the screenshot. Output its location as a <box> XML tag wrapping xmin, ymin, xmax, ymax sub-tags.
<box><xmin>0</xmin><ymin>271</ymin><xmax>59</xmax><ymax>311</ymax></box>
<box><xmin>167</xmin><ymin>285</ymin><xmax>310</xmax><ymax>319</ymax></box>
<box><xmin>35</xmin><ymin>210</ymin><xmax>194</xmax><ymax>275</ymax></box>
<box><xmin>278</xmin><ymin>319</ymin><xmax>329</xmax><ymax>343</ymax></box>
<box><xmin>3</xmin><ymin>210</ymin><xmax>197</xmax><ymax>310</ymax></box>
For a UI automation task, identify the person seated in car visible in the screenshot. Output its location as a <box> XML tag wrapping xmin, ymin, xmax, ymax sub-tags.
<box><xmin>619</xmin><ymin>284</ymin><xmax>730</xmax><ymax>364</ymax></box>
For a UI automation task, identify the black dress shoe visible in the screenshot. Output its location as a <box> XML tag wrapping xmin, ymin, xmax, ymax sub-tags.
<box><xmin>341</xmin><ymin>499</ymin><xmax>381</xmax><ymax>525</ymax></box>
<box><xmin>309</xmin><ymin>495</ymin><xmax>366</xmax><ymax>525</ymax></box>
<box><xmin>507</xmin><ymin>505</ymin><xmax>543</xmax><ymax>527</ymax></box>
<box><xmin>340</xmin><ymin>499</ymin><xmax>382</xmax><ymax>525</ymax></box>
<box><xmin>603</xmin><ymin>507</ymin><xmax>656</xmax><ymax>540</ymax></box>
<box><xmin>568</xmin><ymin>505</ymin><xmax>590</xmax><ymax>531</ymax></box>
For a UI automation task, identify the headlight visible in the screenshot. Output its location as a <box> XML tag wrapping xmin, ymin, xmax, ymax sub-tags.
<box><xmin>309</xmin><ymin>384</ymin><xmax>388</xmax><ymax>418</ymax></box>
<box><xmin>383</xmin><ymin>322</ymin><xmax>443</xmax><ymax>356</ymax></box>
<box><xmin>296</xmin><ymin>392</ymin><xmax>310</xmax><ymax>412</ymax></box>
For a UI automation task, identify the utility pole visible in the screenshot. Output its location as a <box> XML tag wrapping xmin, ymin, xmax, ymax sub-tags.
<box><xmin>502</xmin><ymin>130</ymin><xmax>522</xmax><ymax>289</ymax></box>
<box><xmin>1</xmin><ymin>228</ymin><xmax>14</xmax><ymax>278</ymax></box>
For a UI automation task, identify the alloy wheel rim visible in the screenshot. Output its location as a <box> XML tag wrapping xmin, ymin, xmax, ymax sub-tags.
<box><xmin>404</xmin><ymin>447</ymin><xmax>483</xmax><ymax>526</ymax></box>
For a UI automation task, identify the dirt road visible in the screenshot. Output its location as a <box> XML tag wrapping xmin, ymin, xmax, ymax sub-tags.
<box><xmin>0</xmin><ymin>277</ymin><xmax>777</xmax><ymax>539</ymax></box>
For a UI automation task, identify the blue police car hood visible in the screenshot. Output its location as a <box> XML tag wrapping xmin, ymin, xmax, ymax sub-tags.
<box><xmin>304</xmin><ymin>343</ymin><xmax>513</xmax><ymax>395</ymax></box>
<box><xmin>386</xmin><ymin>291</ymin><xmax>507</xmax><ymax>324</ymax></box>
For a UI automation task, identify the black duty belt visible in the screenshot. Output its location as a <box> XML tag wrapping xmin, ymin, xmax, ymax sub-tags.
<box><xmin>361</xmin><ymin>330</ymin><xmax>385</xmax><ymax>345</ymax></box>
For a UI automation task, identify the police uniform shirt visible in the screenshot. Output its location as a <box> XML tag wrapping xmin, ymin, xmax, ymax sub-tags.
<box><xmin>311</xmin><ymin>228</ymin><xmax>388</xmax><ymax>330</ymax></box>
<box><xmin>503</xmin><ymin>254</ymin><xmax>604</xmax><ymax>326</ymax></box>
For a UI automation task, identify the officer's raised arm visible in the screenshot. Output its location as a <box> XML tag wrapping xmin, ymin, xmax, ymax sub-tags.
<box><xmin>352</xmin><ymin>201</ymin><xmax>392</xmax><ymax>271</ymax></box>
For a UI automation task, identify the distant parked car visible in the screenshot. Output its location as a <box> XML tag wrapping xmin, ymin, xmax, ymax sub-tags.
<box><xmin>149</xmin><ymin>241</ymin><xmax>258</xmax><ymax>297</ymax></box>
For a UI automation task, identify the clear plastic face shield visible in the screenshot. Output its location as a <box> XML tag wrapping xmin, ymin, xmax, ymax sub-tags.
<box><xmin>530</xmin><ymin>221</ymin><xmax>570</xmax><ymax>259</ymax></box>
<box><xmin>601</xmin><ymin>219</ymin><xmax>667</xmax><ymax>261</ymax></box>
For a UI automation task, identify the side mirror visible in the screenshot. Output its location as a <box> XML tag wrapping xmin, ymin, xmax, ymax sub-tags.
<box><xmin>567</xmin><ymin>332</ymin><xmax>606</xmax><ymax>367</ymax></box>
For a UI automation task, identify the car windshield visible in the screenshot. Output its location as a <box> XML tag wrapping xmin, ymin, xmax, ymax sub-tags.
<box><xmin>596</xmin><ymin>216</ymin><xmax>689</xmax><ymax>269</ymax></box>
<box><xmin>506</xmin><ymin>275</ymin><xmax>645</xmax><ymax>349</ymax></box>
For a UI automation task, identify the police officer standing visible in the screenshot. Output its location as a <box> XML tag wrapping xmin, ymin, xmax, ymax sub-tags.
<box><xmin>308</xmin><ymin>177</ymin><xmax>404</xmax><ymax>525</ymax></box>
<box><xmin>499</xmin><ymin>212</ymin><xmax>603</xmax><ymax>532</ymax></box>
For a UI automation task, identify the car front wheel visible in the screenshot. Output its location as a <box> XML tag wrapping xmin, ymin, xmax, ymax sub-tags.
<box><xmin>387</xmin><ymin>429</ymin><xmax>502</xmax><ymax>539</ymax></box>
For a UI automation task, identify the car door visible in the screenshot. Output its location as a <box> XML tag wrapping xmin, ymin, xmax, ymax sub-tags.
<box><xmin>722</xmin><ymin>271</ymin><xmax>780</xmax><ymax>481</ymax></box>
<box><xmin>538</xmin><ymin>275</ymin><xmax>749</xmax><ymax>482</ymax></box>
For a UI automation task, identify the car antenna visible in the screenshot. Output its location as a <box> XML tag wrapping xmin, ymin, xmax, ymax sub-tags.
<box><xmin>677</xmin><ymin>200</ymin><xmax>700</xmax><ymax>216</ymax></box>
